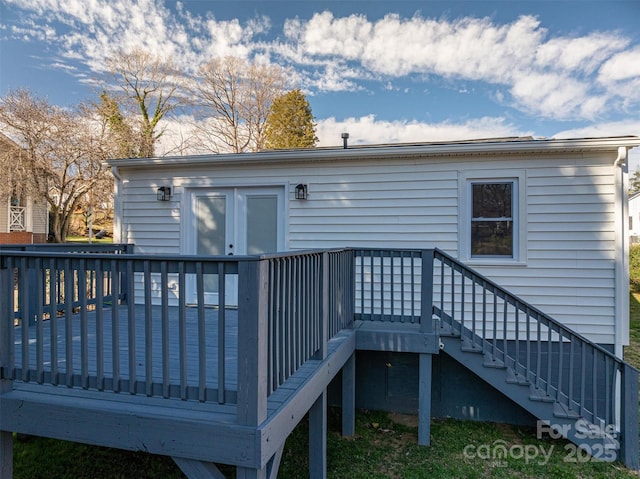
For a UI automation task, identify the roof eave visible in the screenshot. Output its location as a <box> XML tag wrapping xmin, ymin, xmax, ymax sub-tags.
<box><xmin>106</xmin><ymin>136</ymin><xmax>640</xmax><ymax>169</ymax></box>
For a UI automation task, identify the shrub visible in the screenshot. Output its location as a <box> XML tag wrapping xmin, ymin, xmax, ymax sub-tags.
<box><xmin>630</xmin><ymin>245</ymin><xmax>640</xmax><ymax>292</ymax></box>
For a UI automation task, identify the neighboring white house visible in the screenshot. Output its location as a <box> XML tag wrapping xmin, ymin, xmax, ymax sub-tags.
<box><xmin>629</xmin><ymin>191</ymin><xmax>640</xmax><ymax>243</ymax></box>
<box><xmin>108</xmin><ymin>136</ymin><xmax>640</xmax><ymax>357</ymax></box>
<box><xmin>0</xmin><ymin>133</ymin><xmax>49</xmax><ymax>244</ymax></box>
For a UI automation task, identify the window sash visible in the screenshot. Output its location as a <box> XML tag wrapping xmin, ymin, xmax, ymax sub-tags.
<box><xmin>470</xmin><ymin>181</ymin><xmax>515</xmax><ymax>258</ymax></box>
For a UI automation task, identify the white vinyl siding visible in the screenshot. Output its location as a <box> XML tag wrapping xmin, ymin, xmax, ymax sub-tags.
<box><xmin>116</xmin><ymin>151</ymin><xmax>621</xmax><ymax>346</ymax></box>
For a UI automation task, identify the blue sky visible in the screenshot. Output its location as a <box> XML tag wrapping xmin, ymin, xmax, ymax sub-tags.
<box><xmin>1</xmin><ymin>0</ymin><xmax>639</xmax><ymax>164</ymax></box>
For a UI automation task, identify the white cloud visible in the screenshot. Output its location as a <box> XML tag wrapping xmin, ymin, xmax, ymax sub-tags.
<box><xmin>315</xmin><ymin>115</ymin><xmax>528</xmax><ymax>147</ymax></box>
<box><xmin>553</xmin><ymin>120</ymin><xmax>640</xmax><ymax>170</ymax></box>
<box><xmin>278</xmin><ymin>12</ymin><xmax>635</xmax><ymax>120</ymax></box>
<box><xmin>3</xmin><ymin>1</ymin><xmax>640</xmax><ymax>123</ymax></box>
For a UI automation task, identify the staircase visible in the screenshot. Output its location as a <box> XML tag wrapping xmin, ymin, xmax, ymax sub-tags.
<box><xmin>432</xmin><ymin>249</ymin><xmax>638</xmax><ymax>468</ymax></box>
<box><xmin>354</xmin><ymin>248</ymin><xmax>639</xmax><ymax>470</ymax></box>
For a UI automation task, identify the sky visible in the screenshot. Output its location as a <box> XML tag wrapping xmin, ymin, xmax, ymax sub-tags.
<box><xmin>1</xmin><ymin>0</ymin><xmax>639</xmax><ymax>165</ymax></box>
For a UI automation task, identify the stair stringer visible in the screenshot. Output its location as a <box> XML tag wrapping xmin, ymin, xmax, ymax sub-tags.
<box><xmin>439</xmin><ymin>334</ymin><xmax>620</xmax><ymax>461</ymax></box>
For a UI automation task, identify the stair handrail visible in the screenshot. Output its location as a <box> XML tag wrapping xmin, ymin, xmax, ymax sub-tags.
<box><xmin>433</xmin><ymin>247</ymin><xmax>638</xmax><ymax>469</ymax></box>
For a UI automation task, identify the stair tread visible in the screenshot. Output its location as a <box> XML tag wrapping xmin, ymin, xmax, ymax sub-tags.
<box><xmin>553</xmin><ymin>402</ymin><xmax>581</xmax><ymax>419</ymax></box>
<box><xmin>505</xmin><ymin>368</ymin><xmax>530</xmax><ymax>385</ymax></box>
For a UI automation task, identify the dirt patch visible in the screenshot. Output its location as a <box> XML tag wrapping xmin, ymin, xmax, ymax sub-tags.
<box><xmin>388</xmin><ymin>412</ymin><xmax>419</xmax><ymax>428</ymax></box>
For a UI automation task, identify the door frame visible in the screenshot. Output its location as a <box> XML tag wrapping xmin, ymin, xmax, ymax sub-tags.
<box><xmin>183</xmin><ymin>184</ymin><xmax>289</xmax><ymax>305</ymax></box>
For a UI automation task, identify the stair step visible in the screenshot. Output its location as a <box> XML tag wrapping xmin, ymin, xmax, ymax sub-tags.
<box><xmin>553</xmin><ymin>402</ymin><xmax>581</xmax><ymax>419</ymax></box>
<box><xmin>439</xmin><ymin>323</ymin><xmax>460</xmax><ymax>338</ymax></box>
<box><xmin>529</xmin><ymin>386</ymin><xmax>555</xmax><ymax>403</ymax></box>
<box><xmin>482</xmin><ymin>356</ymin><xmax>506</xmax><ymax>369</ymax></box>
<box><xmin>505</xmin><ymin>368</ymin><xmax>530</xmax><ymax>386</ymax></box>
<box><xmin>460</xmin><ymin>340</ymin><xmax>483</xmax><ymax>353</ymax></box>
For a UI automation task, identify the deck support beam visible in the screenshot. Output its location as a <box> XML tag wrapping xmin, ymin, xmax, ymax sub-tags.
<box><xmin>0</xmin><ymin>430</ymin><xmax>12</xmax><ymax>479</ymax></box>
<box><xmin>418</xmin><ymin>353</ymin><xmax>432</xmax><ymax>446</ymax></box>
<box><xmin>342</xmin><ymin>353</ymin><xmax>355</xmax><ymax>437</ymax></box>
<box><xmin>309</xmin><ymin>390</ymin><xmax>327</xmax><ymax>479</ymax></box>
<box><xmin>236</xmin><ymin>446</ymin><xmax>283</xmax><ymax>479</ymax></box>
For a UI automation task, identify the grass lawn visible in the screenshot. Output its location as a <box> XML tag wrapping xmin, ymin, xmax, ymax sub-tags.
<box><xmin>10</xmin><ymin>294</ymin><xmax>640</xmax><ymax>478</ymax></box>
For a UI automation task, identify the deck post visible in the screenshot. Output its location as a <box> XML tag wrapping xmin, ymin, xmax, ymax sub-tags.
<box><xmin>619</xmin><ymin>363</ymin><xmax>639</xmax><ymax>470</ymax></box>
<box><xmin>418</xmin><ymin>250</ymin><xmax>434</xmax><ymax>446</ymax></box>
<box><xmin>420</xmin><ymin>250</ymin><xmax>434</xmax><ymax>334</ymax></box>
<box><xmin>0</xmin><ymin>259</ymin><xmax>14</xmax><ymax>478</ymax></box>
<box><xmin>418</xmin><ymin>354</ymin><xmax>432</xmax><ymax>446</ymax></box>
<box><xmin>237</xmin><ymin>259</ymin><xmax>269</xmax><ymax>427</ymax></box>
<box><xmin>342</xmin><ymin>353</ymin><xmax>355</xmax><ymax>437</ymax></box>
<box><xmin>309</xmin><ymin>390</ymin><xmax>327</xmax><ymax>479</ymax></box>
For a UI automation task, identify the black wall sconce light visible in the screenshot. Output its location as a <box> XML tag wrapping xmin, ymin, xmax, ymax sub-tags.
<box><xmin>295</xmin><ymin>183</ymin><xmax>308</xmax><ymax>200</ymax></box>
<box><xmin>157</xmin><ymin>186</ymin><xmax>172</xmax><ymax>201</ymax></box>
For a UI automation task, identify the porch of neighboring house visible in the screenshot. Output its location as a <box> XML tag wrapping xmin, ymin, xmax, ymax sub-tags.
<box><xmin>0</xmin><ymin>245</ymin><xmax>637</xmax><ymax>478</ymax></box>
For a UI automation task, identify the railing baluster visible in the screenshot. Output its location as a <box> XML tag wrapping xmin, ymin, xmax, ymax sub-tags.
<box><xmin>536</xmin><ymin>319</ymin><xmax>542</xmax><ymax>390</ymax></box>
<box><xmin>95</xmin><ymin>259</ymin><xmax>105</xmax><ymax>391</ymax></box>
<box><xmin>36</xmin><ymin>258</ymin><xmax>44</xmax><ymax>384</ymax></box>
<box><xmin>267</xmin><ymin>259</ymin><xmax>274</xmax><ymax>395</ymax></box>
<box><xmin>79</xmin><ymin>262</ymin><xmax>88</xmax><ymax>389</ymax></box>
<box><xmin>557</xmin><ymin>328</ymin><xmax>563</xmax><ymax>404</ymax></box>
<box><xmin>568</xmin><ymin>335</ymin><xmax>575</xmax><ymax>411</ymax></box>
<box><xmin>218</xmin><ymin>261</ymin><xmax>226</xmax><ymax>404</ymax></box>
<box><xmin>19</xmin><ymin>258</ymin><xmax>29</xmax><ymax>381</ymax></box>
<box><xmin>178</xmin><ymin>262</ymin><xmax>187</xmax><ymax>400</ymax></box>
<box><xmin>143</xmin><ymin>260</ymin><xmax>153</xmax><ymax>396</ymax></box>
<box><xmin>502</xmin><ymin>294</ymin><xmax>507</xmax><ymax>363</ymax></box>
<box><xmin>64</xmin><ymin>258</ymin><xmax>73</xmax><ymax>387</ymax></box>
<box><xmin>161</xmin><ymin>261</ymin><xmax>170</xmax><ymax>399</ymax></box>
<box><xmin>127</xmin><ymin>259</ymin><xmax>136</xmax><ymax>394</ymax></box>
<box><xmin>511</xmin><ymin>305</ymin><xmax>518</xmax><ymax>375</ymax></box>
<box><xmin>580</xmin><ymin>344</ymin><xmax>586</xmax><ymax>418</ymax></box>
<box><xmin>49</xmin><ymin>258</ymin><xmax>59</xmax><ymax>385</ymax></box>
<box><xmin>111</xmin><ymin>259</ymin><xmax>120</xmax><ymax>393</ymax></box>
<box><xmin>492</xmin><ymin>289</ymin><xmax>497</xmax><ymax>362</ymax></box>
<box><xmin>546</xmin><ymin>321</ymin><xmax>552</xmax><ymax>397</ymax></box>
<box><xmin>196</xmin><ymin>261</ymin><xmax>206</xmax><ymax>402</ymax></box>
<box><xmin>592</xmin><ymin>349</ymin><xmax>598</xmax><ymax>424</ymax></box>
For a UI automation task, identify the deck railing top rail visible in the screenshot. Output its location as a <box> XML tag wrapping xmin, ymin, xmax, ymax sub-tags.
<box><xmin>433</xmin><ymin>247</ymin><xmax>638</xmax><ymax>370</ymax></box>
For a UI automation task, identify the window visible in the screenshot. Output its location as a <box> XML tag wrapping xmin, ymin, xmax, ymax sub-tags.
<box><xmin>459</xmin><ymin>171</ymin><xmax>525</xmax><ymax>264</ymax></box>
<box><xmin>470</xmin><ymin>182</ymin><xmax>514</xmax><ymax>257</ymax></box>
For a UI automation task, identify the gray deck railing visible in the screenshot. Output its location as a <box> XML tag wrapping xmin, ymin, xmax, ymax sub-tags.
<box><xmin>0</xmin><ymin>244</ymin><xmax>134</xmax><ymax>325</ymax></box>
<box><xmin>0</xmin><ymin>248</ymin><xmax>354</xmax><ymax>417</ymax></box>
<box><xmin>431</xmin><ymin>249</ymin><xmax>639</xmax><ymax>441</ymax></box>
<box><xmin>353</xmin><ymin>247</ymin><xmax>638</xmax><ymax>467</ymax></box>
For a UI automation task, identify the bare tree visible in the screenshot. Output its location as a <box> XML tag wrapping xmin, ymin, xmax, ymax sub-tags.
<box><xmin>0</xmin><ymin>89</ymin><xmax>113</xmax><ymax>242</ymax></box>
<box><xmin>106</xmin><ymin>48</ymin><xmax>184</xmax><ymax>158</ymax></box>
<box><xmin>189</xmin><ymin>57</ymin><xmax>287</xmax><ymax>153</ymax></box>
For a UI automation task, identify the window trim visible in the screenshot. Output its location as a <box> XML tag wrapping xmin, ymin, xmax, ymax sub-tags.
<box><xmin>459</xmin><ymin>170</ymin><xmax>527</xmax><ymax>266</ymax></box>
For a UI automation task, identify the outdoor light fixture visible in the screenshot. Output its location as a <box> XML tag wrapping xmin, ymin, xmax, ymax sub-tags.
<box><xmin>157</xmin><ymin>186</ymin><xmax>172</xmax><ymax>201</ymax></box>
<box><xmin>295</xmin><ymin>183</ymin><xmax>308</xmax><ymax>200</ymax></box>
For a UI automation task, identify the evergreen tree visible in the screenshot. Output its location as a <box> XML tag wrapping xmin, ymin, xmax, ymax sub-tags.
<box><xmin>264</xmin><ymin>89</ymin><xmax>317</xmax><ymax>149</ymax></box>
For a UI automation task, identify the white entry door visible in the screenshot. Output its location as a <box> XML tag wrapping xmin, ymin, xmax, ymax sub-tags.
<box><xmin>193</xmin><ymin>187</ymin><xmax>284</xmax><ymax>305</ymax></box>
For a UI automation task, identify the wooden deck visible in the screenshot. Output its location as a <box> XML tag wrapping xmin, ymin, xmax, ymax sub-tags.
<box><xmin>1</xmin><ymin>245</ymin><xmax>637</xmax><ymax>477</ymax></box>
<box><xmin>2</xmin><ymin>307</ymin><xmax>356</xmax><ymax>469</ymax></box>
<box><xmin>0</xmin><ymin>247</ymin><xmax>362</xmax><ymax>478</ymax></box>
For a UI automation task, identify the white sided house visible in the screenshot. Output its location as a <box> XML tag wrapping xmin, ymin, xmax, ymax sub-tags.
<box><xmin>110</xmin><ymin>136</ymin><xmax>637</xmax><ymax>356</ymax></box>
<box><xmin>103</xmin><ymin>135</ymin><xmax>640</xmax><ymax>464</ymax></box>
<box><xmin>629</xmin><ymin>191</ymin><xmax>640</xmax><ymax>243</ymax></box>
<box><xmin>3</xmin><ymin>135</ymin><xmax>640</xmax><ymax>479</ymax></box>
